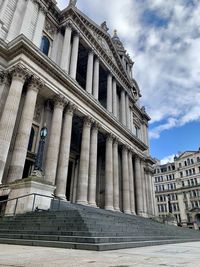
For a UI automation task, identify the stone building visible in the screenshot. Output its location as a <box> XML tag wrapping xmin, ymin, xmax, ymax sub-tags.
<box><xmin>154</xmin><ymin>149</ymin><xmax>200</xmax><ymax>229</ymax></box>
<box><xmin>0</xmin><ymin>0</ymin><xmax>156</xmax><ymax>217</ymax></box>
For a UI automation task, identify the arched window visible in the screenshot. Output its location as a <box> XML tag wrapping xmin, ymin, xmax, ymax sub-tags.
<box><xmin>40</xmin><ymin>36</ymin><xmax>50</xmax><ymax>56</ymax></box>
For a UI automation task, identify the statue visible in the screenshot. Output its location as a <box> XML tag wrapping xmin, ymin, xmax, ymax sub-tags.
<box><xmin>69</xmin><ymin>0</ymin><xmax>77</xmax><ymax>6</ymax></box>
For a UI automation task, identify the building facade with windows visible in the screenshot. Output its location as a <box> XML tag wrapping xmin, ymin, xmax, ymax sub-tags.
<box><xmin>154</xmin><ymin>149</ymin><xmax>200</xmax><ymax>229</ymax></box>
<box><xmin>0</xmin><ymin>0</ymin><xmax>156</xmax><ymax>217</ymax></box>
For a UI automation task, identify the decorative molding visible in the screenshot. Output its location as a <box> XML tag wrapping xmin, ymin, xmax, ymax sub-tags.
<box><xmin>9</xmin><ymin>64</ymin><xmax>30</xmax><ymax>82</ymax></box>
<box><xmin>65</xmin><ymin>102</ymin><xmax>76</xmax><ymax>115</ymax></box>
<box><xmin>53</xmin><ymin>94</ymin><xmax>67</xmax><ymax>108</ymax></box>
<box><xmin>83</xmin><ymin>116</ymin><xmax>93</xmax><ymax>127</ymax></box>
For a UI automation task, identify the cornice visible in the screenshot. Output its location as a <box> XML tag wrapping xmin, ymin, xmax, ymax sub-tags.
<box><xmin>0</xmin><ymin>35</ymin><xmax>148</xmax><ymax>152</ymax></box>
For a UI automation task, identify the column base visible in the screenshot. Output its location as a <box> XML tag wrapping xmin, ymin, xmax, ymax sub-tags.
<box><xmin>76</xmin><ymin>200</ymin><xmax>88</xmax><ymax>206</ymax></box>
<box><xmin>55</xmin><ymin>194</ymin><xmax>67</xmax><ymax>201</ymax></box>
<box><xmin>88</xmin><ymin>203</ymin><xmax>98</xmax><ymax>208</ymax></box>
<box><xmin>114</xmin><ymin>208</ymin><xmax>121</xmax><ymax>212</ymax></box>
<box><xmin>105</xmin><ymin>206</ymin><xmax>114</xmax><ymax>211</ymax></box>
<box><xmin>124</xmin><ymin>210</ymin><xmax>132</xmax><ymax>215</ymax></box>
<box><xmin>131</xmin><ymin>211</ymin><xmax>136</xmax><ymax>215</ymax></box>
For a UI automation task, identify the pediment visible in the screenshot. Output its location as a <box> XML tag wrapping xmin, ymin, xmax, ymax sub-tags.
<box><xmin>177</xmin><ymin>151</ymin><xmax>196</xmax><ymax>159</ymax></box>
<box><xmin>60</xmin><ymin>6</ymin><xmax>132</xmax><ymax>85</ymax></box>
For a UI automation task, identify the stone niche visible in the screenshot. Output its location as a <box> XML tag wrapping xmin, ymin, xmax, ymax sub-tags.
<box><xmin>4</xmin><ymin>178</ymin><xmax>55</xmax><ymax>215</ymax></box>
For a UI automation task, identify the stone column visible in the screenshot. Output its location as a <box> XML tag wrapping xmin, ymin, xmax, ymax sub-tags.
<box><xmin>0</xmin><ymin>71</ymin><xmax>10</xmax><ymax>118</ymax></box>
<box><xmin>7</xmin><ymin>77</ymin><xmax>42</xmax><ymax>183</ymax></box>
<box><xmin>120</xmin><ymin>90</ymin><xmax>126</xmax><ymax>125</ymax></box>
<box><xmin>105</xmin><ymin>134</ymin><xmax>114</xmax><ymax>210</ymax></box>
<box><xmin>69</xmin><ymin>33</ymin><xmax>79</xmax><ymax>79</ymax></box>
<box><xmin>45</xmin><ymin>96</ymin><xmax>65</xmax><ymax>185</ymax></box>
<box><xmin>32</xmin><ymin>7</ymin><xmax>46</xmax><ymax>47</ymax></box>
<box><xmin>0</xmin><ymin>66</ymin><xmax>27</xmax><ymax>184</ymax></box>
<box><xmin>128</xmin><ymin>150</ymin><xmax>136</xmax><ymax>214</ymax></box>
<box><xmin>86</xmin><ymin>51</ymin><xmax>94</xmax><ymax>94</ymax></box>
<box><xmin>106</xmin><ymin>73</ymin><xmax>112</xmax><ymax>113</ymax></box>
<box><xmin>55</xmin><ymin>103</ymin><xmax>75</xmax><ymax>199</ymax></box>
<box><xmin>20</xmin><ymin>0</ymin><xmax>35</xmax><ymax>38</ymax></box>
<box><xmin>141</xmin><ymin>161</ymin><xmax>147</xmax><ymax>216</ymax></box>
<box><xmin>76</xmin><ymin>117</ymin><xmax>92</xmax><ymax>205</ymax></box>
<box><xmin>112</xmin><ymin>79</ymin><xmax>117</xmax><ymax>117</ymax></box>
<box><xmin>60</xmin><ymin>24</ymin><xmax>72</xmax><ymax>73</ymax></box>
<box><xmin>93</xmin><ymin>57</ymin><xmax>99</xmax><ymax>100</ymax></box>
<box><xmin>88</xmin><ymin>123</ymin><xmax>98</xmax><ymax>207</ymax></box>
<box><xmin>113</xmin><ymin>138</ymin><xmax>120</xmax><ymax>211</ymax></box>
<box><xmin>135</xmin><ymin>156</ymin><xmax>144</xmax><ymax>216</ymax></box>
<box><xmin>122</xmin><ymin>146</ymin><xmax>131</xmax><ymax>214</ymax></box>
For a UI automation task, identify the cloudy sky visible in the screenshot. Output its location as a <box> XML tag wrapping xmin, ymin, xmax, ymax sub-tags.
<box><xmin>57</xmin><ymin>0</ymin><xmax>200</xmax><ymax>163</ymax></box>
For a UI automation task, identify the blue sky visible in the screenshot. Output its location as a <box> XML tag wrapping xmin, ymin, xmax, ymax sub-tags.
<box><xmin>57</xmin><ymin>0</ymin><xmax>200</xmax><ymax>163</ymax></box>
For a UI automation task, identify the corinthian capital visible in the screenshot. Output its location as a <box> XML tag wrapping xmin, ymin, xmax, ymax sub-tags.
<box><xmin>27</xmin><ymin>76</ymin><xmax>44</xmax><ymax>92</ymax></box>
<box><xmin>65</xmin><ymin>102</ymin><xmax>76</xmax><ymax>115</ymax></box>
<box><xmin>53</xmin><ymin>95</ymin><xmax>67</xmax><ymax>108</ymax></box>
<box><xmin>10</xmin><ymin>64</ymin><xmax>29</xmax><ymax>82</ymax></box>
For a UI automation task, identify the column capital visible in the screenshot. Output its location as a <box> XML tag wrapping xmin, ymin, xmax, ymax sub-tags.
<box><xmin>106</xmin><ymin>133</ymin><xmax>114</xmax><ymax>142</ymax></box>
<box><xmin>83</xmin><ymin>116</ymin><xmax>93</xmax><ymax>127</ymax></box>
<box><xmin>122</xmin><ymin>144</ymin><xmax>128</xmax><ymax>152</ymax></box>
<box><xmin>65</xmin><ymin>21</ymin><xmax>73</xmax><ymax>29</ymax></box>
<box><xmin>88</xmin><ymin>49</ymin><xmax>94</xmax><ymax>56</ymax></box>
<box><xmin>92</xmin><ymin>121</ymin><xmax>100</xmax><ymax>131</ymax></box>
<box><xmin>9</xmin><ymin>64</ymin><xmax>29</xmax><ymax>82</ymax></box>
<box><xmin>53</xmin><ymin>95</ymin><xmax>67</xmax><ymax>108</ymax></box>
<box><xmin>27</xmin><ymin>76</ymin><xmax>44</xmax><ymax>93</ymax></box>
<box><xmin>113</xmin><ymin>137</ymin><xmax>119</xmax><ymax>145</ymax></box>
<box><xmin>65</xmin><ymin>102</ymin><xmax>76</xmax><ymax>115</ymax></box>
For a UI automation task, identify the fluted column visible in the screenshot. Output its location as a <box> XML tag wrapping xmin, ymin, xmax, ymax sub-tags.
<box><xmin>0</xmin><ymin>71</ymin><xmax>10</xmax><ymax>118</ymax></box>
<box><xmin>130</xmin><ymin>108</ymin><xmax>133</xmax><ymax>133</ymax></box>
<box><xmin>86</xmin><ymin>51</ymin><xmax>94</xmax><ymax>94</ymax></box>
<box><xmin>45</xmin><ymin>96</ymin><xmax>65</xmax><ymax>185</ymax></box>
<box><xmin>105</xmin><ymin>134</ymin><xmax>114</xmax><ymax>210</ymax></box>
<box><xmin>60</xmin><ymin>24</ymin><xmax>72</xmax><ymax>73</ymax></box>
<box><xmin>122</xmin><ymin>146</ymin><xmax>131</xmax><ymax>214</ymax></box>
<box><xmin>0</xmin><ymin>66</ymin><xmax>27</xmax><ymax>184</ymax></box>
<box><xmin>135</xmin><ymin>156</ymin><xmax>143</xmax><ymax>216</ymax></box>
<box><xmin>88</xmin><ymin>123</ymin><xmax>98</xmax><ymax>207</ymax></box>
<box><xmin>128</xmin><ymin>150</ymin><xmax>136</xmax><ymax>214</ymax></box>
<box><xmin>106</xmin><ymin>74</ymin><xmax>112</xmax><ymax>112</ymax></box>
<box><xmin>120</xmin><ymin>90</ymin><xmax>126</xmax><ymax>125</ymax></box>
<box><xmin>93</xmin><ymin>57</ymin><xmax>99</xmax><ymax>100</ymax></box>
<box><xmin>126</xmin><ymin>94</ymin><xmax>130</xmax><ymax>129</ymax></box>
<box><xmin>113</xmin><ymin>139</ymin><xmax>120</xmax><ymax>211</ymax></box>
<box><xmin>76</xmin><ymin>117</ymin><xmax>92</xmax><ymax>205</ymax></box>
<box><xmin>55</xmin><ymin>103</ymin><xmax>75</xmax><ymax>199</ymax></box>
<box><xmin>7</xmin><ymin>77</ymin><xmax>42</xmax><ymax>183</ymax></box>
<box><xmin>112</xmin><ymin>79</ymin><xmax>117</xmax><ymax>117</ymax></box>
<box><xmin>69</xmin><ymin>33</ymin><xmax>79</xmax><ymax>79</ymax></box>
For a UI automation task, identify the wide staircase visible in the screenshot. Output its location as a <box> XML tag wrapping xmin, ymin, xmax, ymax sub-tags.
<box><xmin>0</xmin><ymin>202</ymin><xmax>200</xmax><ymax>251</ymax></box>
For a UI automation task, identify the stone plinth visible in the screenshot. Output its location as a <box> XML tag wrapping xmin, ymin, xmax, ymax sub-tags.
<box><xmin>4</xmin><ymin>178</ymin><xmax>55</xmax><ymax>215</ymax></box>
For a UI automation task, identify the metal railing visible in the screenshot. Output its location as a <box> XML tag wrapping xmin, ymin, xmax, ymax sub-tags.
<box><xmin>0</xmin><ymin>193</ymin><xmax>64</xmax><ymax>217</ymax></box>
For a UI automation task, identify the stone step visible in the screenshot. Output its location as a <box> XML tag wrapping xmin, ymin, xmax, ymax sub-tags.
<box><xmin>0</xmin><ymin>237</ymin><xmax>199</xmax><ymax>251</ymax></box>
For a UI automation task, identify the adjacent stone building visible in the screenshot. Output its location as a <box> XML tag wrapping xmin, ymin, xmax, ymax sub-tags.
<box><xmin>154</xmin><ymin>149</ymin><xmax>200</xmax><ymax>229</ymax></box>
<box><xmin>0</xmin><ymin>0</ymin><xmax>156</xmax><ymax>217</ymax></box>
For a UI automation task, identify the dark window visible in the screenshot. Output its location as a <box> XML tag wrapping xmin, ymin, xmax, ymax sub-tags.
<box><xmin>28</xmin><ymin>127</ymin><xmax>35</xmax><ymax>151</ymax></box>
<box><xmin>40</xmin><ymin>36</ymin><xmax>50</xmax><ymax>56</ymax></box>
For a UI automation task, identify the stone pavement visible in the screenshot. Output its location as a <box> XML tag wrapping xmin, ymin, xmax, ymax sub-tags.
<box><xmin>0</xmin><ymin>242</ymin><xmax>200</xmax><ymax>267</ymax></box>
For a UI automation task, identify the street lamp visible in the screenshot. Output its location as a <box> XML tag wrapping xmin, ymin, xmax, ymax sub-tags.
<box><xmin>34</xmin><ymin>126</ymin><xmax>48</xmax><ymax>174</ymax></box>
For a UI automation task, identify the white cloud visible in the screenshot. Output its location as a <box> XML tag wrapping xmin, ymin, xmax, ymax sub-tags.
<box><xmin>57</xmin><ymin>0</ymin><xmax>200</xmax><ymax>139</ymax></box>
<box><xmin>160</xmin><ymin>154</ymin><xmax>175</xmax><ymax>165</ymax></box>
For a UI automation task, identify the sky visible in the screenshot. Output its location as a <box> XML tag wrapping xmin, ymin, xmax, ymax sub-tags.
<box><xmin>57</xmin><ymin>0</ymin><xmax>200</xmax><ymax>164</ymax></box>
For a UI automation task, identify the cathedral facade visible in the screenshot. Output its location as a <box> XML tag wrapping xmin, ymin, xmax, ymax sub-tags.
<box><xmin>0</xmin><ymin>0</ymin><xmax>156</xmax><ymax>217</ymax></box>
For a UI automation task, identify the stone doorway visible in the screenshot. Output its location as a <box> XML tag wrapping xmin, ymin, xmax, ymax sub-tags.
<box><xmin>65</xmin><ymin>159</ymin><xmax>76</xmax><ymax>201</ymax></box>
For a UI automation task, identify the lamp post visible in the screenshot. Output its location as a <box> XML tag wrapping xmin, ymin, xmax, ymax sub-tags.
<box><xmin>32</xmin><ymin>126</ymin><xmax>48</xmax><ymax>177</ymax></box>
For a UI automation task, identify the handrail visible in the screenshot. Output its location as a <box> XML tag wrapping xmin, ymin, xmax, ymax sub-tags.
<box><xmin>0</xmin><ymin>193</ymin><xmax>63</xmax><ymax>217</ymax></box>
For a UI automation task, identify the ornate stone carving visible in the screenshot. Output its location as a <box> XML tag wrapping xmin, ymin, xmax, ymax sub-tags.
<box><xmin>28</xmin><ymin>76</ymin><xmax>44</xmax><ymax>92</ymax></box>
<box><xmin>44</xmin><ymin>19</ymin><xmax>56</xmax><ymax>37</ymax></box>
<box><xmin>83</xmin><ymin>116</ymin><xmax>93</xmax><ymax>127</ymax></box>
<box><xmin>10</xmin><ymin>64</ymin><xmax>29</xmax><ymax>82</ymax></box>
<box><xmin>101</xmin><ymin>21</ymin><xmax>109</xmax><ymax>32</ymax></box>
<box><xmin>65</xmin><ymin>102</ymin><xmax>76</xmax><ymax>115</ymax></box>
<box><xmin>69</xmin><ymin>0</ymin><xmax>77</xmax><ymax>6</ymax></box>
<box><xmin>0</xmin><ymin>71</ymin><xmax>11</xmax><ymax>85</ymax></box>
<box><xmin>106</xmin><ymin>133</ymin><xmax>114</xmax><ymax>142</ymax></box>
<box><xmin>53</xmin><ymin>95</ymin><xmax>67</xmax><ymax>108</ymax></box>
<box><xmin>33</xmin><ymin>103</ymin><xmax>42</xmax><ymax>123</ymax></box>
